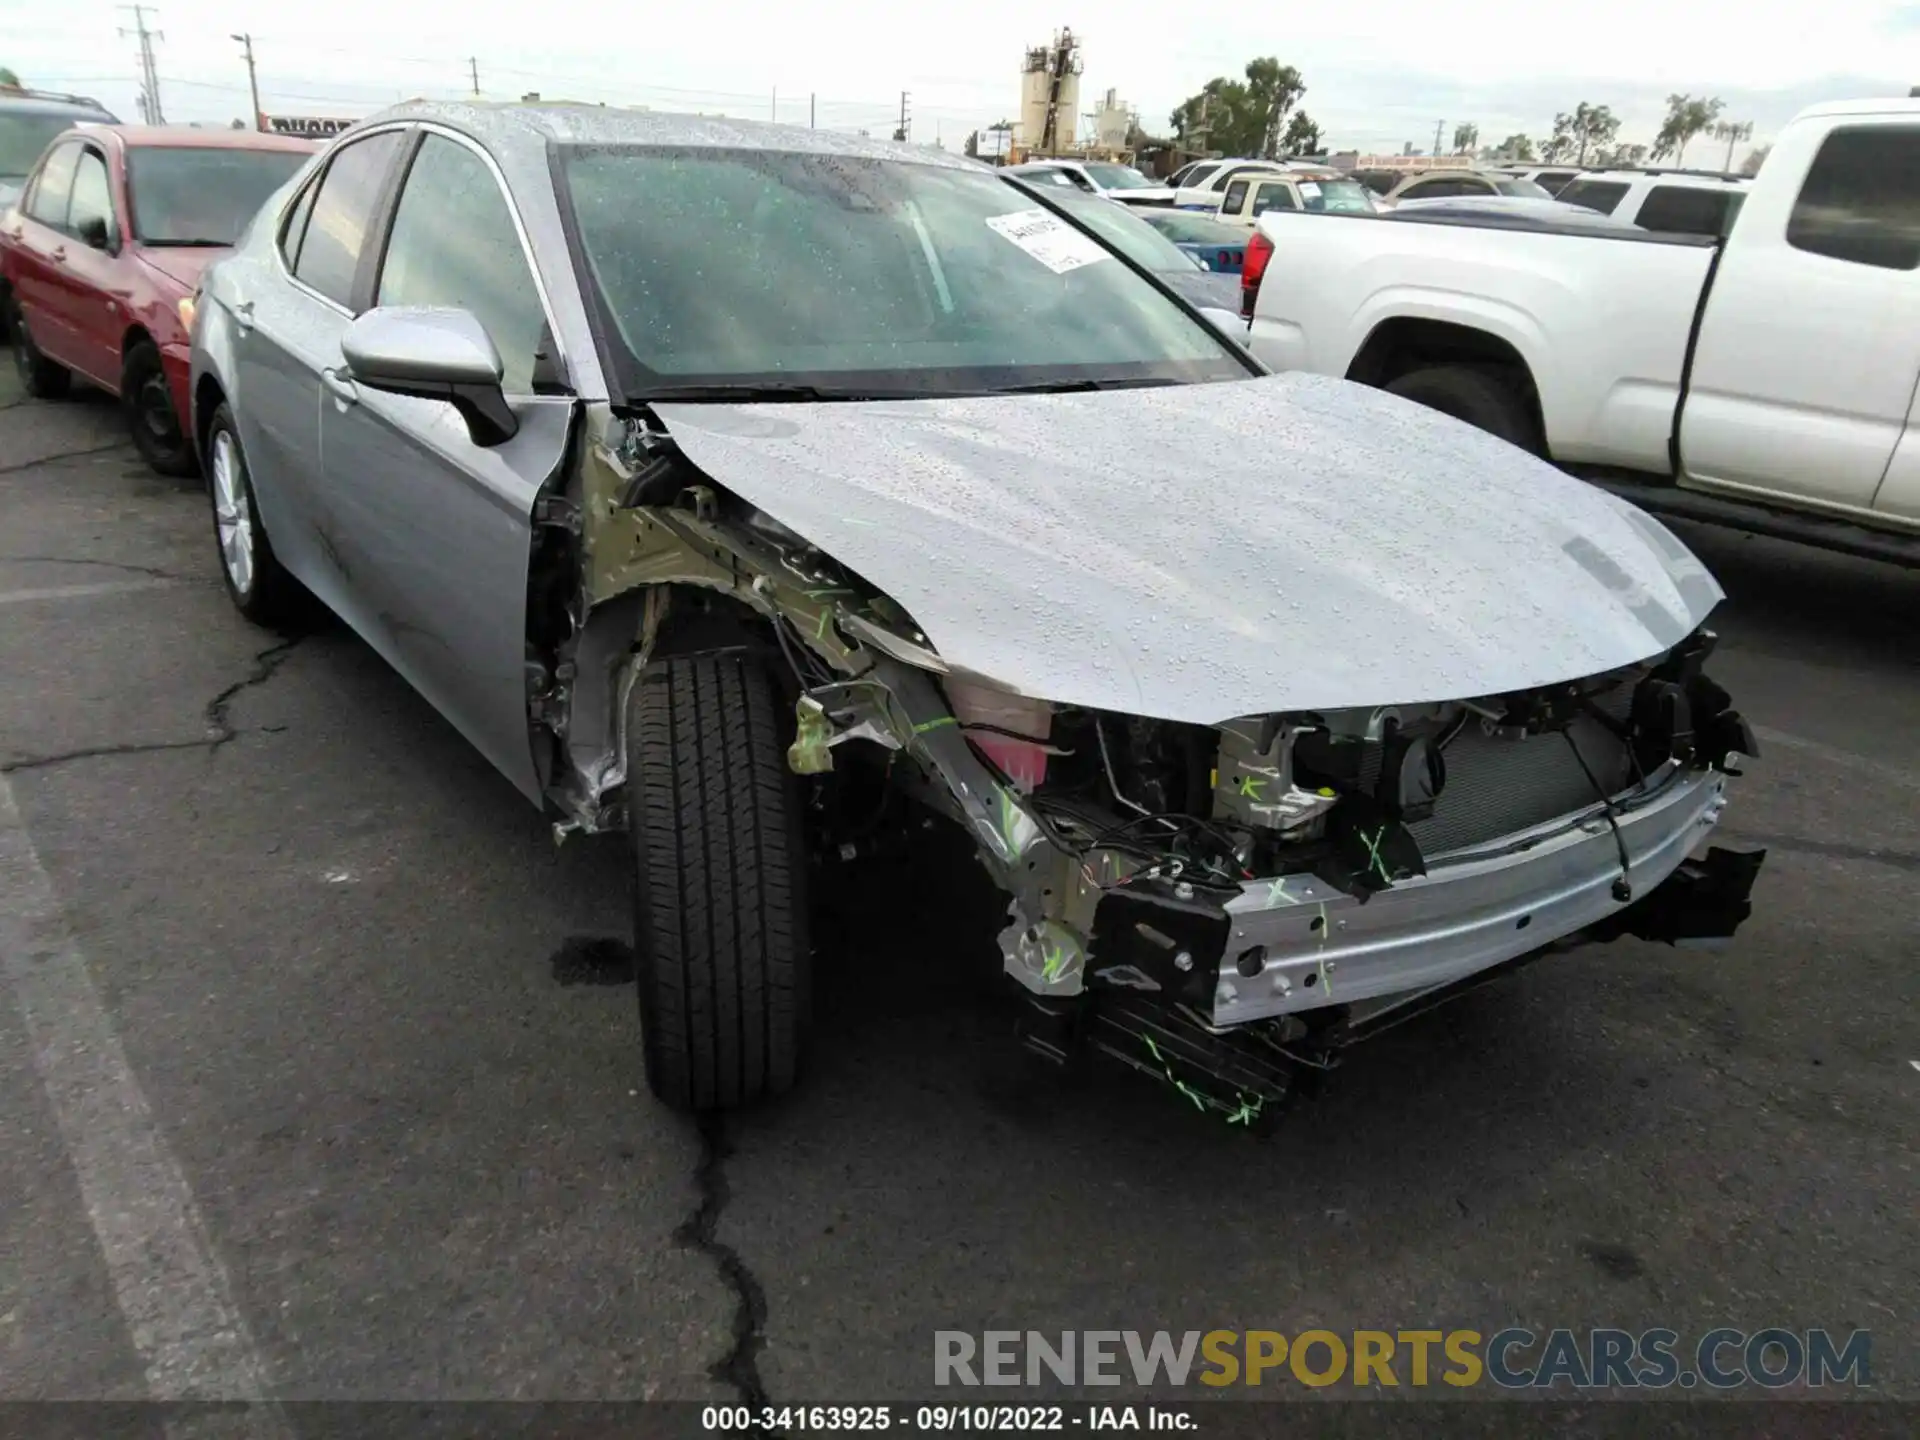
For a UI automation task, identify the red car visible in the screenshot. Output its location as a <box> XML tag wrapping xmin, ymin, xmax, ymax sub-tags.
<box><xmin>2</xmin><ymin>125</ymin><xmax>314</xmax><ymax>475</ymax></box>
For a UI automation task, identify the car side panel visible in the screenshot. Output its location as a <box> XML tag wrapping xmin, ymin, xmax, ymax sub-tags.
<box><xmin>317</xmin><ymin>389</ymin><xmax>571</xmax><ymax>803</ymax></box>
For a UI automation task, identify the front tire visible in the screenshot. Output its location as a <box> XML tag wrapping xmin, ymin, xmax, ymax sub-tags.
<box><xmin>9</xmin><ymin>295</ymin><xmax>71</xmax><ymax>399</ymax></box>
<box><xmin>1383</xmin><ymin>365</ymin><xmax>1539</xmax><ymax>452</ymax></box>
<box><xmin>205</xmin><ymin>402</ymin><xmax>302</xmax><ymax>627</ymax></box>
<box><xmin>629</xmin><ymin>651</ymin><xmax>810</xmax><ymax>1111</ymax></box>
<box><xmin>123</xmin><ymin>342</ymin><xmax>198</xmax><ymax>477</ymax></box>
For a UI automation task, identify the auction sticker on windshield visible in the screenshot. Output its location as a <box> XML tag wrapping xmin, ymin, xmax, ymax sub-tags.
<box><xmin>985</xmin><ymin>208</ymin><xmax>1112</xmax><ymax>274</ymax></box>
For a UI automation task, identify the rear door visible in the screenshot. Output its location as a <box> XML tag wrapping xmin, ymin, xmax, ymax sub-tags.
<box><xmin>54</xmin><ymin>141</ymin><xmax>124</xmax><ymax>387</ymax></box>
<box><xmin>1248</xmin><ymin>179</ymin><xmax>1299</xmax><ymax>220</ymax></box>
<box><xmin>317</xmin><ymin>127</ymin><xmax>573</xmax><ymax>801</ymax></box>
<box><xmin>1681</xmin><ymin>119</ymin><xmax>1920</xmax><ymax>510</ymax></box>
<box><xmin>234</xmin><ymin>126</ymin><xmax>408</xmax><ymax>611</ymax></box>
<box><xmin>7</xmin><ymin>140</ymin><xmax>81</xmax><ymax>360</ymax></box>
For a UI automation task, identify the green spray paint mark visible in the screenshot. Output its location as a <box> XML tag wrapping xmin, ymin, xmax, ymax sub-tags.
<box><xmin>814</xmin><ymin>609</ymin><xmax>832</xmax><ymax>641</ymax></box>
<box><xmin>1226</xmin><ymin>1094</ymin><xmax>1264</xmax><ymax>1126</ymax></box>
<box><xmin>1235</xmin><ymin>773</ymin><xmax>1267</xmax><ymax>800</ymax></box>
<box><xmin>802</xmin><ymin>587</ymin><xmax>855</xmax><ymax>599</ymax></box>
<box><xmin>1266</xmin><ymin>876</ymin><xmax>1292</xmax><ymax>907</ymax></box>
<box><xmin>1142</xmin><ymin>1034</ymin><xmax>1210</xmax><ymax>1114</ymax></box>
<box><xmin>1041</xmin><ymin>939</ymin><xmax>1069</xmax><ymax>984</ymax></box>
<box><xmin>912</xmin><ymin>715</ymin><xmax>959</xmax><ymax>734</ymax></box>
<box><xmin>997</xmin><ymin>788</ymin><xmax>1023</xmax><ymax>859</ymax></box>
<box><xmin>1361</xmin><ymin>826</ymin><xmax>1392</xmax><ymax>884</ymax></box>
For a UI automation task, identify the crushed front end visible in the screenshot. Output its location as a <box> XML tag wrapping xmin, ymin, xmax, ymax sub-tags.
<box><xmin>548</xmin><ymin>409</ymin><xmax>1766</xmax><ymax>1124</ymax></box>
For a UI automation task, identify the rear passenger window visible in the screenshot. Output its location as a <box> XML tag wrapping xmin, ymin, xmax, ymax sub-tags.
<box><xmin>291</xmin><ymin>129</ymin><xmax>404</xmax><ymax>307</ymax></box>
<box><xmin>1404</xmin><ymin>177</ymin><xmax>1471</xmax><ymax>198</ymax></box>
<box><xmin>1222</xmin><ymin>179</ymin><xmax>1250</xmax><ymax>213</ymax></box>
<box><xmin>278</xmin><ymin>175</ymin><xmax>319</xmax><ymax>269</ymax></box>
<box><xmin>1635</xmin><ymin>185</ymin><xmax>1739</xmax><ymax>236</ymax></box>
<box><xmin>26</xmin><ymin>142</ymin><xmax>80</xmax><ymax>226</ymax></box>
<box><xmin>1557</xmin><ymin>179</ymin><xmax>1630</xmax><ymax>215</ymax></box>
<box><xmin>1786</xmin><ymin>125</ymin><xmax>1920</xmax><ymax>271</ymax></box>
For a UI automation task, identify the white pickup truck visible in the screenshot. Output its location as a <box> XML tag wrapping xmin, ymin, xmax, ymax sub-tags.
<box><xmin>1243</xmin><ymin>98</ymin><xmax>1920</xmax><ymax>566</ymax></box>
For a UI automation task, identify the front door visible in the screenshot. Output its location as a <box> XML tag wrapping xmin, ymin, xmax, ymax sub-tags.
<box><xmin>55</xmin><ymin>142</ymin><xmax>125</xmax><ymax>387</ymax></box>
<box><xmin>317</xmin><ymin>129</ymin><xmax>573</xmax><ymax>802</ymax></box>
<box><xmin>1681</xmin><ymin>120</ymin><xmax>1920</xmax><ymax>511</ymax></box>
<box><xmin>8</xmin><ymin>140</ymin><xmax>82</xmax><ymax>362</ymax></box>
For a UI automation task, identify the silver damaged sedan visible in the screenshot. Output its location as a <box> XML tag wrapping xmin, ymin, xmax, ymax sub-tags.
<box><xmin>188</xmin><ymin>103</ymin><xmax>1766</xmax><ymax>1119</ymax></box>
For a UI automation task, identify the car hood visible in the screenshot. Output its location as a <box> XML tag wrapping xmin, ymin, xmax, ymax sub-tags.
<box><xmin>652</xmin><ymin>373</ymin><xmax>1722</xmax><ymax>724</ymax></box>
<box><xmin>137</xmin><ymin>247</ymin><xmax>224</xmax><ymax>291</ymax></box>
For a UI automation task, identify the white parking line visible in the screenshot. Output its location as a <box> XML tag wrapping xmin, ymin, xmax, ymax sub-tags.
<box><xmin>0</xmin><ymin>772</ymin><xmax>282</xmax><ymax>1418</ymax></box>
<box><xmin>0</xmin><ymin>579</ymin><xmax>181</xmax><ymax>606</ymax></box>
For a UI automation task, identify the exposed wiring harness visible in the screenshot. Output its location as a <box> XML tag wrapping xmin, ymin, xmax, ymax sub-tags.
<box><xmin>1562</xmin><ymin>727</ymin><xmax>1634</xmax><ymax>903</ymax></box>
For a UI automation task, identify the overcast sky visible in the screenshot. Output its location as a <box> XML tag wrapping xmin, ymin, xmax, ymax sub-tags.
<box><xmin>8</xmin><ymin>0</ymin><xmax>1919</xmax><ymax>158</ymax></box>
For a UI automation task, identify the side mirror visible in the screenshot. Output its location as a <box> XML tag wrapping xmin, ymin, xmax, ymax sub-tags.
<box><xmin>1197</xmin><ymin>306</ymin><xmax>1253</xmax><ymax>349</ymax></box>
<box><xmin>340</xmin><ymin>306</ymin><xmax>519</xmax><ymax>446</ymax></box>
<box><xmin>77</xmin><ymin>215</ymin><xmax>113</xmax><ymax>251</ymax></box>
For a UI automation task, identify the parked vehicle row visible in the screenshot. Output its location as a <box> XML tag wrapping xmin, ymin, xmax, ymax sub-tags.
<box><xmin>0</xmin><ymin>85</ymin><xmax>118</xmax><ymax>211</ymax></box>
<box><xmin>167</xmin><ymin>101</ymin><xmax>1761</xmax><ymax>1118</ymax></box>
<box><xmin>1243</xmin><ymin>97</ymin><xmax>1920</xmax><ymax>565</ymax></box>
<box><xmin>2</xmin><ymin>124</ymin><xmax>316</xmax><ymax>470</ymax></box>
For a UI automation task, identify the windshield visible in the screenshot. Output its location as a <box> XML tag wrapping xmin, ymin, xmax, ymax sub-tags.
<box><xmin>559</xmin><ymin>146</ymin><xmax>1248</xmax><ymax>399</ymax></box>
<box><xmin>0</xmin><ymin>113</ymin><xmax>77</xmax><ymax>180</ymax></box>
<box><xmin>1020</xmin><ymin>183</ymin><xmax>1201</xmax><ymax>272</ymax></box>
<box><xmin>1494</xmin><ymin>177</ymin><xmax>1554</xmax><ymax>199</ymax></box>
<box><xmin>1082</xmin><ymin>163</ymin><xmax>1155</xmax><ymax>190</ymax></box>
<box><xmin>1297</xmin><ymin>177</ymin><xmax>1376</xmax><ymax>213</ymax></box>
<box><xmin>1139</xmin><ymin>211</ymin><xmax>1246</xmax><ymax>245</ymax></box>
<box><xmin>126</xmin><ymin>147</ymin><xmax>311</xmax><ymax>245</ymax></box>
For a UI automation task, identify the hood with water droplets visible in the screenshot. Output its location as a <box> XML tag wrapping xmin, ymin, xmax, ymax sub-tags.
<box><xmin>652</xmin><ymin>373</ymin><xmax>1722</xmax><ymax>723</ymax></box>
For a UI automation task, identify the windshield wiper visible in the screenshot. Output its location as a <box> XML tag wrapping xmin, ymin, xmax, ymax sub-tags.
<box><xmin>630</xmin><ymin>382</ymin><xmax>926</xmax><ymax>403</ymax></box>
<box><xmin>141</xmin><ymin>238</ymin><xmax>232</xmax><ymax>248</ymax></box>
<box><xmin>978</xmin><ymin>377</ymin><xmax>1187</xmax><ymax>395</ymax></box>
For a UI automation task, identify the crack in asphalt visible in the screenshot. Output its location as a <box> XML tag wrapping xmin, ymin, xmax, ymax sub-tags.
<box><xmin>0</xmin><ymin>554</ymin><xmax>189</xmax><ymax>582</ymax></box>
<box><xmin>677</xmin><ymin>1112</ymin><xmax>773</xmax><ymax>1412</ymax></box>
<box><xmin>204</xmin><ymin>637</ymin><xmax>305</xmax><ymax>752</ymax></box>
<box><xmin>1721</xmin><ymin>829</ymin><xmax>1920</xmax><ymax>874</ymax></box>
<box><xmin>0</xmin><ymin>440</ymin><xmax>133</xmax><ymax>477</ymax></box>
<box><xmin>2</xmin><ymin>636</ymin><xmax>305</xmax><ymax>774</ymax></box>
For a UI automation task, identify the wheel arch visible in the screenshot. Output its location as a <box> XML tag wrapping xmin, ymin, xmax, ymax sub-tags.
<box><xmin>1346</xmin><ymin>316</ymin><xmax>1547</xmax><ymax>450</ymax></box>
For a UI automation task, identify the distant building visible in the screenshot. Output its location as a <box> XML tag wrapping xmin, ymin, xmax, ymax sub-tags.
<box><xmin>1091</xmin><ymin>88</ymin><xmax>1131</xmax><ymax>150</ymax></box>
<box><xmin>1017</xmin><ymin>29</ymin><xmax>1082</xmax><ymax>152</ymax></box>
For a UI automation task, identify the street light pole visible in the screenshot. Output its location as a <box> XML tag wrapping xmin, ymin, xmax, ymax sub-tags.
<box><xmin>231</xmin><ymin>33</ymin><xmax>261</xmax><ymax>129</ymax></box>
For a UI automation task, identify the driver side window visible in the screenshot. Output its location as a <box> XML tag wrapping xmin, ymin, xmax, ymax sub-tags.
<box><xmin>25</xmin><ymin>142</ymin><xmax>80</xmax><ymax>227</ymax></box>
<box><xmin>375</xmin><ymin>133</ymin><xmax>546</xmax><ymax>395</ymax></box>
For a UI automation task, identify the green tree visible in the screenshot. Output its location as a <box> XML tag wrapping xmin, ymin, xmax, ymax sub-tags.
<box><xmin>1243</xmin><ymin>58</ymin><xmax>1306</xmax><ymax>158</ymax></box>
<box><xmin>1488</xmin><ymin>133</ymin><xmax>1536</xmax><ymax>161</ymax></box>
<box><xmin>1171</xmin><ymin>59</ymin><xmax>1306</xmax><ymax>158</ymax></box>
<box><xmin>1550</xmin><ymin>103</ymin><xmax>1620</xmax><ymax>165</ymax></box>
<box><xmin>0</xmin><ymin>67</ymin><xmax>21</xmax><ymax>87</ymax></box>
<box><xmin>1740</xmin><ymin>143</ymin><xmax>1770</xmax><ymax>176</ymax></box>
<box><xmin>964</xmin><ymin>129</ymin><xmax>980</xmax><ymax>159</ymax></box>
<box><xmin>1652</xmin><ymin>94</ymin><xmax>1724</xmax><ymax>165</ymax></box>
<box><xmin>1452</xmin><ymin>122</ymin><xmax>1479</xmax><ymax>155</ymax></box>
<box><xmin>1281</xmin><ymin>109</ymin><xmax>1322</xmax><ymax>155</ymax></box>
<box><xmin>1540</xmin><ymin>132</ymin><xmax>1575</xmax><ymax>163</ymax></box>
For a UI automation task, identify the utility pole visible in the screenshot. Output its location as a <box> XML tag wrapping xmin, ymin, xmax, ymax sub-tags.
<box><xmin>894</xmin><ymin>90</ymin><xmax>910</xmax><ymax>143</ymax></box>
<box><xmin>118</xmin><ymin>6</ymin><xmax>165</xmax><ymax>125</ymax></box>
<box><xmin>1432</xmin><ymin>118</ymin><xmax>1445</xmax><ymax>158</ymax></box>
<box><xmin>468</xmin><ymin>57</ymin><xmax>480</xmax><ymax>96</ymax></box>
<box><xmin>770</xmin><ymin>85</ymin><xmax>776</xmax><ymax>123</ymax></box>
<box><xmin>809</xmin><ymin>92</ymin><xmax>816</xmax><ymax>129</ymax></box>
<box><xmin>231</xmin><ymin>32</ymin><xmax>261</xmax><ymax>130</ymax></box>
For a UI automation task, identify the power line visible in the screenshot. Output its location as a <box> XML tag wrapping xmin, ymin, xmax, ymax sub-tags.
<box><xmin>231</xmin><ymin>33</ymin><xmax>260</xmax><ymax>129</ymax></box>
<box><xmin>117</xmin><ymin>5</ymin><xmax>164</xmax><ymax>123</ymax></box>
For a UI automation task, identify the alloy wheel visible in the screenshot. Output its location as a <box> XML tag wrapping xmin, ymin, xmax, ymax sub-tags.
<box><xmin>210</xmin><ymin>429</ymin><xmax>255</xmax><ymax>596</ymax></box>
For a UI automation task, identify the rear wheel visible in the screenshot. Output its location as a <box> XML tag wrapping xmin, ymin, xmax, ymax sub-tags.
<box><xmin>205</xmin><ymin>402</ymin><xmax>303</xmax><ymax>627</ymax></box>
<box><xmin>9</xmin><ymin>295</ymin><xmax>71</xmax><ymax>399</ymax></box>
<box><xmin>628</xmin><ymin>651</ymin><xmax>810</xmax><ymax>1111</ymax></box>
<box><xmin>1383</xmin><ymin>365</ymin><xmax>1539</xmax><ymax>453</ymax></box>
<box><xmin>123</xmin><ymin>342</ymin><xmax>198</xmax><ymax>477</ymax></box>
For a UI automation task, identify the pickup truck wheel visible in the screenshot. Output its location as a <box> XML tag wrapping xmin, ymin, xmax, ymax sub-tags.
<box><xmin>628</xmin><ymin>651</ymin><xmax>811</xmax><ymax>1111</ymax></box>
<box><xmin>205</xmin><ymin>403</ymin><xmax>303</xmax><ymax>627</ymax></box>
<box><xmin>123</xmin><ymin>342</ymin><xmax>198</xmax><ymax>477</ymax></box>
<box><xmin>1383</xmin><ymin>366</ymin><xmax>1538</xmax><ymax>452</ymax></box>
<box><xmin>9</xmin><ymin>296</ymin><xmax>71</xmax><ymax>399</ymax></box>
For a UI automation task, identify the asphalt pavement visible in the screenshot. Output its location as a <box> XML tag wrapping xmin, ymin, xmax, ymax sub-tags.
<box><xmin>1</xmin><ymin>371</ymin><xmax>1915</xmax><ymax>1422</ymax></box>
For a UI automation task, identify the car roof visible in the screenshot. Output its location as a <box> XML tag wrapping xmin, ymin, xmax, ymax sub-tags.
<box><xmin>357</xmin><ymin>100</ymin><xmax>982</xmax><ymax>175</ymax></box>
<box><xmin>1569</xmin><ymin>170</ymin><xmax>1747</xmax><ymax>191</ymax></box>
<box><xmin>0</xmin><ymin>90</ymin><xmax>114</xmax><ymax>119</ymax></box>
<box><xmin>1797</xmin><ymin>96</ymin><xmax>1920</xmax><ymax>120</ymax></box>
<box><xmin>86</xmin><ymin>125</ymin><xmax>320</xmax><ymax>154</ymax></box>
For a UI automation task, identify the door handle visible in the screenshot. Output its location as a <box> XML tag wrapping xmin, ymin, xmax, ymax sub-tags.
<box><xmin>231</xmin><ymin>298</ymin><xmax>254</xmax><ymax>334</ymax></box>
<box><xmin>321</xmin><ymin>367</ymin><xmax>358</xmax><ymax>406</ymax></box>
<box><xmin>50</xmin><ymin>246</ymin><xmax>67</xmax><ymax>263</ymax></box>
